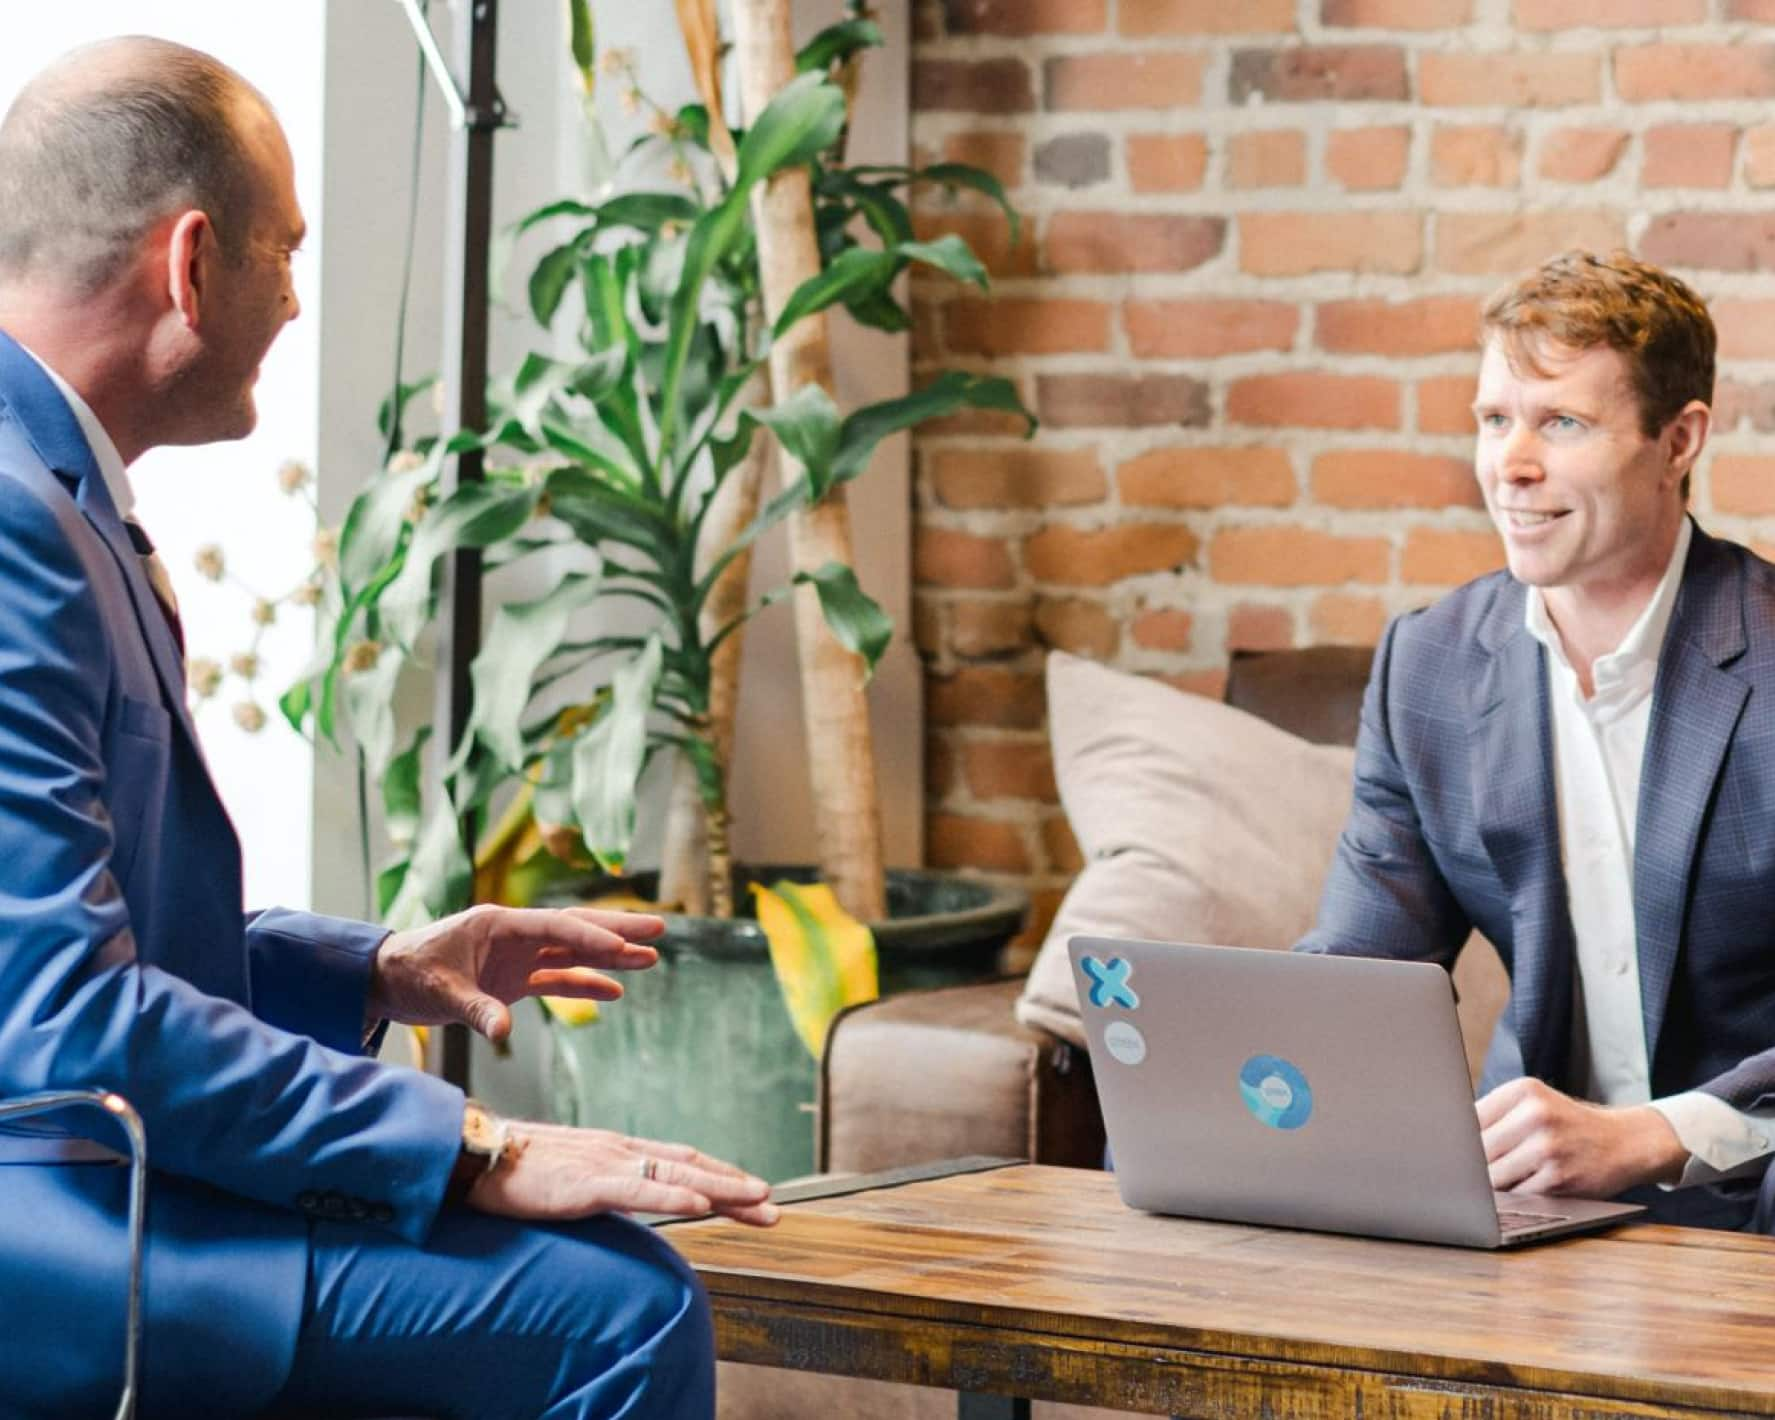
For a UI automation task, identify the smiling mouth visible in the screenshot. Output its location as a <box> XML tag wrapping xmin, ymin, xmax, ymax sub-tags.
<box><xmin>1501</xmin><ymin>509</ymin><xmax>1568</xmax><ymax>527</ymax></box>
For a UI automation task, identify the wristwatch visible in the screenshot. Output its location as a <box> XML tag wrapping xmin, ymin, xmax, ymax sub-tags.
<box><xmin>444</xmin><ymin>1098</ymin><xmax>512</xmax><ymax>1206</ymax></box>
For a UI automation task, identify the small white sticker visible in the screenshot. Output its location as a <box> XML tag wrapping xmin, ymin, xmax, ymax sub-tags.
<box><xmin>1104</xmin><ymin>1020</ymin><xmax>1147</xmax><ymax>1066</ymax></box>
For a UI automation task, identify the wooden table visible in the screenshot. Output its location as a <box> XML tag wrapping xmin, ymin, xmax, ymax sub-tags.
<box><xmin>663</xmin><ymin>1161</ymin><xmax>1775</xmax><ymax>1419</ymax></box>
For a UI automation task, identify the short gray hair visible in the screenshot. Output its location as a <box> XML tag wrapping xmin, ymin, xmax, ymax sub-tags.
<box><xmin>0</xmin><ymin>37</ymin><xmax>266</xmax><ymax>294</ymax></box>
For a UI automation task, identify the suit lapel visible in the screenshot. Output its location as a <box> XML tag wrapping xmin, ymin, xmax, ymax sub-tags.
<box><xmin>0</xmin><ymin>330</ymin><xmax>198</xmax><ymax>742</ymax></box>
<box><xmin>1634</xmin><ymin>526</ymin><xmax>1748</xmax><ymax>1067</ymax></box>
<box><xmin>1468</xmin><ymin>579</ymin><xmax>1578</xmax><ymax>1089</ymax></box>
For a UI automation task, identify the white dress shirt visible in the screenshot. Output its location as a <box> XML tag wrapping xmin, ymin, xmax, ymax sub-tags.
<box><xmin>1527</xmin><ymin>516</ymin><xmax>1775</xmax><ymax>1186</ymax></box>
<box><xmin>16</xmin><ymin>342</ymin><xmax>136</xmax><ymax>516</ymax></box>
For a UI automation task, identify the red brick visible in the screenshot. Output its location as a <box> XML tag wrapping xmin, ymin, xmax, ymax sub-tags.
<box><xmin>1033</xmin><ymin>597</ymin><xmax>1120</xmax><ymax>657</ymax></box>
<box><xmin>911</xmin><ymin>302</ymin><xmax>942</xmax><ymax>362</ymax></box>
<box><xmin>1538</xmin><ymin>126</ymin><xmax>1629</xmax><ymax>182</ymax></box>
<box><xmin>1710</xmin><ymin>456</ymin><xmax>1775</xmax><ymax>515</ymax></box>
<box><xmin>1642</xmin><ymin>124</ymin><xmax>1736</xmax><ymax>189</ymax></box>
<box><xmin>1046</xmin><ymin>211</ymin><xmax>1225</xmax><ymax>273</ymax></box>
<box><xmin>1125</xmin><ymin>133</ymin><xmax>1209</xmax><ymax>192</ymax></box>
<box><xmin>1325</xmin><ymin>126</ymin><xmax>1411</xmax><ymax>190</ymax></box>
<box><xmin>1730</xmin><ymin>0</ymin><xmax>1775</xmax><ymax>16</ymax></box>
<box><xmin>1229</xmin><ymin>45</ymin><xmax>1408</xmax><ymax>102</ymax></box>
<box><xmin>928</xmin><ymin>668</ymin><xmax>1047</xmax><ymax>728</ymax></box>
<box><xmin>1431</xmin><ymin>125</ymin><xmax>1522</xmax><ymax>188</ymax></box>
<box><xmin>1641</xmin><ymin>214</ymin><xmax>1775</xmax><ymax>272</ymax></box>
<box><xmin>1419</xmin><ymin>374</ymin><xmax>1479</xmax><ymax>435</ymax></box>
<box><xmin>942</xmin><ymin>0</ymin><xmax>1108</xmax><ymax>33</ymax></box>
<box><xmin>942</xmin><ymin>132</ymin><xmax>1027</xmax><ymax>191</ymax></box>
<box><xmin>1024</xmin><ymin>523</ymin><xmax>1200</xmax><ymax>586</ymax></box>
<box><xmin>1324</xmin><ymin>0</ymin><xmax>1473</xmax><ymax>23</ymax></box>
<box><xmin>1712</xmin><ymin>379</ymin><xmax>1775</xmax><ymax>432</ymax></box>
<box><xmin>1315</xmin><ymin>295</ymin><xmax>1481</xmax><ymax>356</ymax></box>
<box><xmin>1118</xmin><ymin>446</ymin><xmax>1297</xmax><ymax>507</ymax></box>
<box><xmin>1312</xmin><ymin>450</ymin><xmax>1481</xmax><ymax>509</ymax></box>
<box><xmin>1311</xmin><ymin>593</ymin><xmax>1390</xmax><ymax>645</ymax></box>
<box><xmin>959</xmin><ymin>738</ymin><xmax>1059</xmax><ymax>800</ymax></box>
<box><xmin>1241</xmin><ymin>211</ymin><xmax>1421</xmax><ymax>275</ymax></box>
<box><xmin>1131</xmin><ymin>606</ymin><xmax>1194</xmax><ymax>651</ymax></box>
<box><xmin>1420</xmin><ymin>52</ymin><xmax>1599</xmax><ymax>107</ymax></box>
<box><xmin>926</xmin><ymin>735</ymin><xmax>955</xmax><ymax>796</ymax></box>
<box><xmin>948</xmin><ymin>600</ymin><xmax>1034</xmax><ymax>657</ymax></box>
<box><xmin>1228</xmin><ymin>130</ymin><xmax>1307</xmax><ymax>188</ymax></box>
<box><xmin>1211</xmin><ymin>527</ymin><xmax>1390</xmax><ymax>586</ymax></box>
<box><xmin>943</xmin><ymin>298</ymin><xmax>1112</xmax><ymax>355</ymax></box>
<box><xmin>930</xmin><ymin>449</ymin><xmax>1107</xmax><ymax>509</ymax></box>
<box><xmin>1402</xmin><ymin>528</ymin><xmax>1504</xmax><ymax>585</ymax></box>
<box><xmin>1227</xmin><ymin>373</ymin><xmax>1401</xmax><ymax>430</ymax></box>
<box><xmin>1037</xmin><ymin>373</ymin><xmax>1210</xmax><ymax>428</ymax></box>
<box><xmin>1714</xmin><ymin>300</ymin><xmax>1775</xmax><ymax>358</ymax></box>
<box><xmin>913</xmin><ymin>596</ymin><xmax>943</xmax><ymax>657</ymax></box>
<box><xmin>1125</xmin><ymin>299</ymin><xmax>1299</xmax><ymax>358</ymax></box>
<box><xmin>913</xmin><ymin>58</ymin><xmax>1036</xmax><ymax>113</ymax></box>
<box><xmin>1045</xmin><ymin>52</ymin><xmax>1207</xmax><ymax>110</ymax></box>
<box><xmin>1013</xmin><ymin>889</ymin><xmax>1067</xmax><ymax>954</ymax></box>
<box><xmin>916</xmin><ymin>528</ymin><xmax>1016</xmax><ymax>589</ymax></box>
<box><xmin>1747</xmin><ymin>127</ymin><xmax>1775</xmax><ymax>188</ymax></box>
<box><xmin>911</xmin><ymin>209</ymin><xmax>1036</xmax><ymax>280</ymax></box>
<box><xmin>1435</xmin><ymin>210</ymin><xmax>1624</xmax><ymax>274</ymax></box>
<box><xmin>1616</xmin><ymin>46</ymin><xmax>1775</xmax><ymax>101</ymax></box>
<box><xmin>1155</xmin><ymin>669</ymin><xmax>1229</xmax><ymax>699</ymax></box>
<box><xmin>927</xmin><ymin>814</ymin><xmax>1032</xmax><ymax>872</ymax></box>
<box><xmin>1121</xmin><ymin>0</ymin><xmax>1293</xmax><ymax>30</ymax></box>
<box><xmin>1515</xmin><ymin>0</ymin><xmax>1703</xmax><ymax>25</ymax></box>
<box><xmin>1227</xmin><ymin>602</ymin><xmax>1295</xmax><ymax>651</ymax></box>
<box><xmin>1042</xmin><ymin>815</ymin><xmax>1085</xmax><ymax>874</ymax></box>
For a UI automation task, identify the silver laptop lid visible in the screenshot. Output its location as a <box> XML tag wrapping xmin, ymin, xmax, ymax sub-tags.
<box><xmin>1069</xmin><ymin>937</ymin><xmax>1505</xmax><ymax>1248</ymax></box>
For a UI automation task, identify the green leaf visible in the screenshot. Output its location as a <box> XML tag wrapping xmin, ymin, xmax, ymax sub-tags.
<box><xmin>570</xmin><ymin>636</ymin><xmax>664</xmax><ymax>873</ymax></box>
<box><xmin>752</xmin><ymin>383</ymin><xmax>842</xmax><ymax>488</ymax></box>
<box><xmin>816</xmin><ymin>172</ymin><xmax>913</xmax><ymax>245</ymax></box>
<box><xmin>794</xmin><ymin>18</ymin><xmax>884</xmax><ymax>73</ymax></box>
<box><xmin>771</xmin><ymin>246</ymin><xmax>898</xmax><ymax>338</ymax></box>
<box><xmin>537</xmin><ymin>416</ymin><xmax>645</xmax><ymax>491</ymax></box>
<box><xmin>915</xmin><ymin>162</ymin><xmax>1022</xmax><ymax>248</ymax></box>
<box><xmin>377</xmin><ymin>376</ymin><xmax>441</xmax><ymax>446</ymax></box>
<box><xmin>794</xmin><ymin>563</ymin><xmax>892</xmax><ymax>677</ymax></box>
<box><xmin>733</xmin><ymin>72</ymin><xmax>847</xmax><ymax>191</ymax></box>
<box><xmin>337</xmin><ymin>449</ymin><xmax>438</xmax><ymax>595</ymax></box>
<box><xmin>278</xmin><ymin>678</ymin><xmax>311</xmax><ymax>735</ymax></box>
<box><xmin>657</xmin><ymin>194</ymin><xmax>751</xmax><ymax>463</ymax></box>
<box><xmin>898</xmin><ymin>234</ymin><xmax>989</xmax><ymax>291</ymax></box>
<box><xmin>528</xmin><ymin>242</ymin><xmax>582</xmax><ymax>327</ymax></box>
<box><xmin>831</xmin><ymin>372</ymin><xmax>1035</xmax><ymax>486</ymax></box>
<box><xmin>452</xmin><ymin>572</ymin><xmax>604</xmax><ymax>774</ymax></box>
<box><xmin>567</xmin><ymin>0</ymin><xmax>595</xmax><ymax>92</ymax></box>
<box><xmin>383</xmin><ymin>726</ymin><xmax>432</xmax><ymax>851</ymax></box>
<box><xmin>594</xmin><ymin>191</ymin><xmax>700</xmax><ymax>232</ymax></box>
<box><xmin>384</xmin><ymin>800</ymin><xmax>471</xmax><ymax>928</ymax></box>
<box><xmin>378</xmin><ymin>481</ymin><xmax>542</xmax><ymax>651</ymax></box>
<box><xmin>509</xmin><ymin>199</ymin><xmax>599</xmax><ymax>241</ymax></box>
<box><xmin>844</xmin><ymin>286</ymin><xmax>910</xmax><ymax>333</ymax></box>
<box><xmin>545</xmin><ymin>466</ymin><xmax>675</xmax><ymax>558</ymax></box>
<box><xmin>341</xmin><ymin>642</ymin><xmax>407</xmax><ymax>778</ymax></box>
<box><xmin>375</xmin><ymin>859</ymin><xmax>410</xmax><ymax>921</ymax></box>
<box><xmin>512</xmin><ymin>348</ymin><xmax>627</xmax><ymax>433</ymax></box>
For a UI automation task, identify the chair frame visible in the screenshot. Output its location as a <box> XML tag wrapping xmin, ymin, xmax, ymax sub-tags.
<box><xmin>0</xmin><ymin>1089</ymin><xmax>146</xmax><ymax>1420</ymax></box>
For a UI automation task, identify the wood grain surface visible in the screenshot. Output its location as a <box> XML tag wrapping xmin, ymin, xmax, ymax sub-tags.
<box><xmin>669</xmin><ymin>1164</ymin><xmax>1775</xmax><ymax>1418</ymax></box>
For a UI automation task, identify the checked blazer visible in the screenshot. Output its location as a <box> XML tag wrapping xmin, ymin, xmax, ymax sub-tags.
<box><xmin>1299</xmin><ymin>520</ymin><xmax>1775</xmax><ymax>1118</ymax></box>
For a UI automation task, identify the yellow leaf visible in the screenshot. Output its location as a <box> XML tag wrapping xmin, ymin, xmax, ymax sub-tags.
<box><xmin>585</xmin><ymin>890</ymin><xmax>663</xmax><ymax>912</ymax></box>
<box><xmin>540</xmin><ymin>995</ymin><xmax>601</xmax><ymax>1027</ymax></box>
<box><xmin>751</xmin><ymin>880</ymin><xmax>878</xmax><ymax>1060</ymax></box>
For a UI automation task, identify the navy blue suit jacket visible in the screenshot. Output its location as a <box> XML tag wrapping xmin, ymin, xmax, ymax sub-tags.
<box><xmin>0</xmin><ymin>331</ymin><xmax>463</xmax><ymax>1414</ymax></box>
<box><xmin>1300</xmin><ymin>523</ymin><xmax>1775</xmax><ymax>1130</ymax></box>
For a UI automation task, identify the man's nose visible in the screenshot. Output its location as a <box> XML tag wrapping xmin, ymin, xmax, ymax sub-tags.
<box><xmin>1497</xmin><ymin>424</ymin><xmax>1541</xmax><ymax>480</ymax></box>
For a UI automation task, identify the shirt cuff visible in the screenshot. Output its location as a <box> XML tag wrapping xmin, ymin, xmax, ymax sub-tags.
<box><xmin>1647</xmin><ymin>1091</ymin><xmax>1775</xmax><ymax>1188</ymax></box>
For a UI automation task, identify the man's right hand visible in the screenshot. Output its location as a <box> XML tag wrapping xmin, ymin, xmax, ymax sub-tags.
<box><xmin>466</xmin><ymin>1121</ymin><xmax>779</xmax><ymax>1227</ymax></box>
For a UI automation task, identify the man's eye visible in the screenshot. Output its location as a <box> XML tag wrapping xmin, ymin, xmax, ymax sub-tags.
<box><xmin>1548</xmin><ymin>414</ymin><xmax>1582</xmax><ymax>432</ymax></box>
<box><xmin>1478</xmin><ymin>412</ymin><xmax>1508</xmax><ymax>430</ymax></box>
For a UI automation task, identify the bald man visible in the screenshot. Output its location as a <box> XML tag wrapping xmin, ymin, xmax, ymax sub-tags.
<box><xmin>0</xmin><ymin>37</ymin><xmax>772</xmax><ymax>1420</ymax></box>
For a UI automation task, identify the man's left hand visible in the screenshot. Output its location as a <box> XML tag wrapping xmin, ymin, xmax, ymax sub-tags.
<box><xmin>368</xmin><ymin>904</ymin><xmax>666</xmax><ymax>1044</ymax></box>
<box><xmin>1476</xmin><ymin>1077</ymin><xmax>1688</xmax><ymax>1197</ymax></box>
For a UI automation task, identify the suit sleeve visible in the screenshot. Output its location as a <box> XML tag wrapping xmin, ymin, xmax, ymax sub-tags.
<box><xmin>243</xmin><ymin>907</ymin><xmax>387</xmax><ymax>1056</ymax></box>
<box><xmin>1294</xmin><ymin>614</ymin><xmax>1473</xmax><ymax>967</ymax></box>
<box><xmin>0</xmin><ymin>476</ymin><xmax>461</xmax><ymax>1243</ymax></box>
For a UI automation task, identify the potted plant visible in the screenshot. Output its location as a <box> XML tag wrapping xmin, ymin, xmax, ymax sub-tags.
<box><xmin>278</xmin><ymin>6</ymin><xmax>1033</xmax><ymax>1178</ymax></box>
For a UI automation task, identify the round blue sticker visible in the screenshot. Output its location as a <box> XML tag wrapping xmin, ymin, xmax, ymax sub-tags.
<box><xmin>1238</xmin><ymin>1054</ymin><xmax>1313</xmax><ymax>1130</ymax></box>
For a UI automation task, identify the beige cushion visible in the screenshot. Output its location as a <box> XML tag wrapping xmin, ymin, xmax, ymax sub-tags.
<box><xmin>1018</xmin><ymin>652</ymin><xmax>1359</xmax><ymax>1046</ymax></box>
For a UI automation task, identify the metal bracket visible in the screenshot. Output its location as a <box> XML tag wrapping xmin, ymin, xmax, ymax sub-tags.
<box><xmin>393</xmin><ymin>0</ymin><xmax>517</xmax><ymax>132</ymax></box>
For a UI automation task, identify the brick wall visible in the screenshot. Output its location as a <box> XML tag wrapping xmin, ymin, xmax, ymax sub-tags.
<box><xmin>907</xmin><ymin>0</ymin><xmax>1775</xmax><ymax>953</ymax></box>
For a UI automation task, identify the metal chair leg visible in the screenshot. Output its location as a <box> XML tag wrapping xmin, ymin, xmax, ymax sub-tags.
<box><xmin>0</xmin><ymin>1089</ymin><xmax>146</xmax><ymax>1420</ymax></box>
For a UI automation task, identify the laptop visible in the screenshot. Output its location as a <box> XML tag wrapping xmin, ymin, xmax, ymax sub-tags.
<box><xmin>1068</xmin><ymin>936</ymin><xmax>1646</xmax><ymax>1249</ymax></box>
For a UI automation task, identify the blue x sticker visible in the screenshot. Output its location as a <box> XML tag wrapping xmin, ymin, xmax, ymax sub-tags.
<box><xmin>1081</xmin><ymin>955</ymin><xmax>1139</xmax><ymax>1010</ymax></box>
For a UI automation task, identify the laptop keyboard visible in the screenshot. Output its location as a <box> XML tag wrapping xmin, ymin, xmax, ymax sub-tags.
<box><xmin>1497</xmin><ymin>1209</ymin><xmax>1568</xmax><ymax>1232</ymax></box>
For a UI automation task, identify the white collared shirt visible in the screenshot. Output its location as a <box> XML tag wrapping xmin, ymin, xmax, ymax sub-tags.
<box><xmin>1526</xmin><ymin>517</ymin><xmax>1775</xmax><ymax>1186</ymax></box>
<box><xmin>16</xmin><ymin>342</ymin><xmax>136</xmax><ymax>517</ymax></box>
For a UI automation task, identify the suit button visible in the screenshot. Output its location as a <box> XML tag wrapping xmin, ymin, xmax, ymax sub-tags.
<box><xmin>296</xmin><ymin>1190</ymin><xmax>319</xmax><ymax>1212</ymax></box>
<box><xmin>372</xmin><ymin>1204</ymin><xmax>395</xmax><ymax>1225</ymax></box>
<box><xmin>321</xmin><ymin>1191</ymin><xmax>350</xmax><ymax>1218</ymax></box>
<box><xmin>347</xmin><ymin>1198</ymin><xmax>369</xmax><ymax>1221</ymax></box>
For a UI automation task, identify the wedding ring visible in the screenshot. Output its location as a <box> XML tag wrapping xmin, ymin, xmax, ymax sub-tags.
<box><xmin>638</xmin><ymin>1155</ymin><xmax>659</xmax><ymax>1182</ymax></box>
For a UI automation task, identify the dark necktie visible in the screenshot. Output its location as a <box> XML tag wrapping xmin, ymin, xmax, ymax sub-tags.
<box><xmin>122</xmin><ymin>517</ymin><xmax>186</xmax><ymax>659</ymax></box>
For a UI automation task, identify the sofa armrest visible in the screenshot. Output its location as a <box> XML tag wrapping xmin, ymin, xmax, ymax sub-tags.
<box><xmin>817</xmin><ymin>978</ymin><xmax>1106</xmax><ymax>1175</ymax></box>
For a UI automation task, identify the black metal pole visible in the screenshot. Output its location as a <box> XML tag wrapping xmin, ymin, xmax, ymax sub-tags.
<box><xmin>435</xmin><ymin>0</ymin><xmax>504</xmax><ymax>1093</ymax></box>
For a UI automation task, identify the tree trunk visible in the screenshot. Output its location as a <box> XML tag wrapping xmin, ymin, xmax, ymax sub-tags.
<box><xmin>731</xmin><ymin>0</ymin><xmax>887</xmax><ymax>923</ymax></box>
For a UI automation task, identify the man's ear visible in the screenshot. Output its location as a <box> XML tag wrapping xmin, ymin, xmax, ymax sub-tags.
<box><xmin>164</xmin><ymin>209</ymin><xmax>213</xmax><ymax>330</ymax></box>
<box><xmin>1665</xmin><ymin>399</ymin><xmax>1711</xmax><ymax>490</ymax></box>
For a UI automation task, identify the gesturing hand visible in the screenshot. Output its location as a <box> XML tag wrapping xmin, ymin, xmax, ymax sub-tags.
<box><xmin>1476</xmin><ymin>1077</ymin><xmax>1687</xmax><ymax>1197</ymax></box>
<box><xmin>369</xmin><ymin>903</ymin><xmax>667</xmax><ymax>1044</ymax></box>
<box><xmin>468</xmin><ymin>1122</ymin><xmax>779</xmax><ymax>1227</ymax></box>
